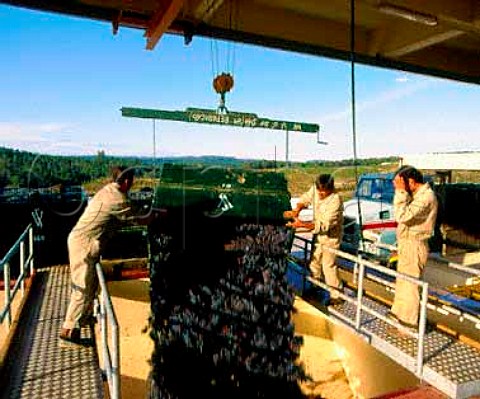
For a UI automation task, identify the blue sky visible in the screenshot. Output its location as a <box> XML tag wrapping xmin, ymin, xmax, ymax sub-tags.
<box><xmin>1</xmin><ymin>5</ymin><xmax>480</xmax><ymax>162</ymax></box>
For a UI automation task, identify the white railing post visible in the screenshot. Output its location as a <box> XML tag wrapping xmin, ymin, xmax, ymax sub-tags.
<box><xmin>355</xmin><ymin>256</ymin><xmax>364</xmax><ymax>330</ymax></box>
<box><xmin>20</xmin><ymin>241</ymin><xmax>25</xmax><ymax>295</ymax></box>
<box><xmin>416</xmin><ymin>282</ymin><xmax>429</xmax><ymax>376</ymax></box>
<box><xmin>1</xmin><ymin>224</ymin><xmax>36</xmax><ymax>334</ymax></box>
<box><xmin>4</xmin><ymin>262</ymin><xmax>11</xmax><ymax>327</ymax></box>
<box><xmin>29</xmin><ymin>226</ymin><xmax>34</xmax><ymax>275</ymax></box>
<box><xmin>352</xmin><ymin>253</ymin><xmax>359</xmax><ymax>284</ymax></box>
<box><xmin>112</xmin><ymin>321</ymin><xmax>121</xmax><ymax>399</ymax></box>
<box><xmin>100</xmin><ymin>293</ymin><xmax>108</xmax><ymax>374</ymax></box>
<box><xmin>96</xmin><ymin>262</ymin><xmax>121</xmax><ymax>399</ymax></box>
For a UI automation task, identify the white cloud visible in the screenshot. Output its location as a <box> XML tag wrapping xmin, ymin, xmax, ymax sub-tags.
<box><xmin>0</xmin><ymin>122</ymin><xmax>36</xmax><ymax>141</ymax></box>
<box><xmin>319</xmin><ymin>78</ymin><xmax>437</xmax><ymax>123</ymax></box>
<box><xmin>395</xmin><ymin>75</ymin><xmax>409</xmax><ymax>83</ymax></box>
<box><xmin>0</xmin><ymin>121</ymin><xmax>71</xmax><ymax>139</ymax></box>
<box><xmin>0</xmin><ymin>121</ymin><xmax>79</xmax><ymax>154</ymax></box>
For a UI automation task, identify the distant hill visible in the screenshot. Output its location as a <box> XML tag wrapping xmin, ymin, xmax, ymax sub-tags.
<box><xmin>142</xmin><ymin>155</ymin><xmax>255</xmax><ymax>166</ymax></box>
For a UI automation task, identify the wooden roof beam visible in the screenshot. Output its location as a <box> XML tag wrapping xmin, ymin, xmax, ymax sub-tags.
<box><xmin>367</xmin><ymin>0</ymin><xmax>480</xmax><ymax>59</ymax></box>
<box><xmin>220</xmin><ymin>1</ymin><xmax>370</xmax><ymax>54</ymax></box>
<box><xmin>397</xmin><ymin>45</ymin><xmax>480</xmax><ymax>76</ymax></box>
<box><xmin>382</xmin><ymin>29</ymin><xmax>464</xmax><ymax>58</ymax></box>
<box><xmin>193</xmin><ymin>0</ymin><xmax>225</xmax><ymax>22</ymax></box>
<box><xmin>145</xmin><ymin>0</ymin><xmax>185</xmax><ymax>50</ymax></box>
<box><xmin>374</xmin><ymin>0</ymin><xmax>480</xmax><ymax>34</ymax></box>
<box><xmin>375</xmin><ymin>0</ymin><xmax>471</xmax><ymax>23</ymax></box>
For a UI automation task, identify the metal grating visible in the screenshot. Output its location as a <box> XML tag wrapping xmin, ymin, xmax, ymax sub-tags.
<box><xmin>327</xmin><ymin>296</ymin><xmax>480</xmax><ymax>399</ymax></box>
<box><xmin>0</xmin><ymin>266</ymin><xmax>104</xmax><ymax>399</ymax></box>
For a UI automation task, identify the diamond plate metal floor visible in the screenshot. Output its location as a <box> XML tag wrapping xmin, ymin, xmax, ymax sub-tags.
<box><xmin>327</xmin><ymin>297</ymin><xmax>480</xmax><ymax>399</ymax></box>
<box><xmin>0</xmin><ymin>265</ymin><xmax>104</xmax><ymax>399</ymax></box>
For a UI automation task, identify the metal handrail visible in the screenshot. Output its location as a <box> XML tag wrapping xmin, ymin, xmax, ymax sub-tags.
<box><xmin>372</xmin><ymin>240</ymin><xmax>480</xmax><ymax>277</ymax></box>
<box><xmin>95</xmin><ymin>262</ymin><xmax>121</xmax><ymax>399</ymax></box>
<box><xmin>296</xmin><ymin>233</ymin><xmax>480</xmax><ymax>283</ymax></box>
<box><xmin>290</xmin><ymin>233</ymin><xmax>313</xmax><ymax>265</ymax></box>
<box><xmin>292</xmin><ymin>233</ymin><xmax>429</xmax><ymax>376</ymax></box>
<box><xmin>0</xmin><ymin>224</ymin><xmax>34</xmax><ymax>330</ymax></box>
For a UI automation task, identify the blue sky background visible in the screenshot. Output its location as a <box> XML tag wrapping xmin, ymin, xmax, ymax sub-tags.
<box><xmin>1</xmin><ymin>5</ymin><xmax>480</xmax><ymax>162</ymax></box>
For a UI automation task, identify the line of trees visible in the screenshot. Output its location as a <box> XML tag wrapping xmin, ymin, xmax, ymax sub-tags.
<box><xmin>0</xmin><ymin>147</ymin><xmax>144</xmax><ymax>188</ymax></box>
<box><xmin>0</xmin><ymin>146</ymin><xmax>399</xmax><ymax>189</ymax></box>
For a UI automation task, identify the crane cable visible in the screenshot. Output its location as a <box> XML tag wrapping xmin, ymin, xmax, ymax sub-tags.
<box><xmin>209</xmin><ymin>0</ymin><xmax>236</xmax><ymax>77</ymax></box>
<box><xmin>349</xmin><ymin>0</ymin><xmax>364</xmax><ymax>245</ymax></box>
<box><xmin>227</xmin><ymin>0</ymin><xmax>237</xmax><ymax>77</ymax></box>
<box><xmin>151</xmin><ymin>119</ymin><xmax>162</xmax><ymax>212</ymax></box>
<box><xmin>209</xmin><ymin>0</ymin><xmax>237</xmax><ymax>111</ymax></box>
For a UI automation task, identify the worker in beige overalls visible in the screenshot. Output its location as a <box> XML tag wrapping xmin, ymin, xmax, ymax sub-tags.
<box><xmin>285</xmin><ymin>174</ymin><xmax>344</xmax><ymax>306</ymax></box>
<box><xmin>389</xmin><ymin>165</ymin><xmax>438</xmax><ymax>333</ymax></box>
<box><xmin>60</xmin><ymin>166</ymin><xmax>156</xmax><ymax>343</ymax></box>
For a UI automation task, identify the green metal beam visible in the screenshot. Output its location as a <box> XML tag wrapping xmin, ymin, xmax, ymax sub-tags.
<box><xmin>121</xmin><ymin>107</ymin><xmax>319</xmax><ymax>133</ymax></box>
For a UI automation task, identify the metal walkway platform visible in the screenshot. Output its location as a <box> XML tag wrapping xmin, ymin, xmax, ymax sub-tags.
<box><xmin>288</xmin><ymin>233</ymin><xmax>480</xmax><ymax>399</ymax></box>
<box><xmin>0</xmin><ymin>265</ymin><xmax>104</xmax><ymax>399</ymax></box>
<box><xmin>327</xmin><ymin>296</ymin><xmax>480</xmax><ymax>399</ymax></box>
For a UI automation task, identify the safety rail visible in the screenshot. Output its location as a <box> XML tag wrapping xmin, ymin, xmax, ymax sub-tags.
<box><xmin>290</xmin><ymin>233</ymin><xmax>429</xmax><ymax>376</ymax></box>
<box><xmin>374</xmin><ymin>240</ymin><xmax>480</xmax><ymax>325</ymax></box>
<box><xmin>291</xmin><ymin>231</ymin><xmax>480</xmax><ymax>376</ymax></box>
<box><xmin>95</xmin><ymin>262</ymin><xmax>121</xmax><ymax>399</ymax></box>
<box><xmin>0</xmin><ymin>224</ymin><xmax>34</xmax><ymax>331</ymax></box>
<box><xmin>290</xmin><ymin>231</ymin><xmax>313</xmax><ymax>266</ymax></box>
<box><xmin>295</xmin><ymin>233</ymin><xmax>480</xmax><ymax>285</ymax></box>
<box><xmin>372</xmin><ymin>240</ymin><xmax>480</xmax><ymax>279</ymax></box>
<box><xmin>322</xmin><ymin>246</ymin><xmax>428</xmax><ymax>376</ymax></box>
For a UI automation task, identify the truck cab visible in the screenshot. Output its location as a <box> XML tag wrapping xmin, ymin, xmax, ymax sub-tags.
<box><xmin>342</xmin><ymin>173</ymin><xmax>397</xmax><ymax>265</ymax></box>
<box><xmin>289</xmin><ymin>173</ymin><xmax>398</xmax><ymax>265</ymax></box>
<box><xmin>343</xmin><ymin>171</ymin><xmax>438</xmax><ymax>266</ymax></box>
<box><xmin>343</xmin><ymin>173</ymin><xmax>396</xmax><ymax>226</ymax></box>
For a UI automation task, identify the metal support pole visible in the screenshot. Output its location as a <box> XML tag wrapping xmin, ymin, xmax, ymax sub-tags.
<box><xmin>96</xmin><ymin>262</ymin><xmax>121</xmax><ymax>399</ymax></box>
<box><xmin>100</xmin><ymin>297</ymin><xmax>108</xmax><ymax>379</ymax></box>
<box><xmin>317</xmin><ymin>130</ymin><xmax>328</xmax><ymax>145</ymax></box>
<box><xmin>355</xmin><ymin>258</ymin><xmax>364</xmax><ymax>330</ymax></box>
<box><xmin>29</xmin><ymin>226</ymin><xmax>34</xmax><ymax>274</ymax></box>
<box><xmin>353</xmin><ymin>252</ymin><xmax>359</xmax><ymax>283</ymax></box>
<box><xmin>302</xmin><ymin>238</ymin><xmax>309</xmax><ymax>294</ymax></box>
<box><xmin>112</xmin><ymin>322</ymin><xmax>121</xmax><ymax>399</ymax></box>
<box><xmin>303</xmin><ymin>239</ymin><xmax>309</xmax><ymax>266</ymax></box>
<box><xmin>285</xmin><ymin>129</ymin><xmax>290</xmax><ymax>167</ymax></box>
<box><xmin>20</xmin><ymin>241</ymin><xmax>25</xmax><ymax>295</ymax></box>
<box><xmin>4</xmin><ymin>263</ymin><xmax>11</xmax><ymax>327</ymax></box>
<box><xmin>416</xmin><ymin>282</ymin><xmax>429</xmax><ymax>376</ymax></box>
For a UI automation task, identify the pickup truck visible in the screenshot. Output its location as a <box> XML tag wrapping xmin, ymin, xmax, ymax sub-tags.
<box><xmin>289</xmin><ymin>172</ymin><xmax>440</xmax><ymax>266</ymax></box>
<box><xmin>342</xmin><ymin>173</ymin><xmax>398</xmax><ymax>265</ymax></box>
<box><xmin>289</xmin><ymin>173</ymin><xmax>398</xmax><ymax>265</ymax></box>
